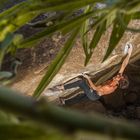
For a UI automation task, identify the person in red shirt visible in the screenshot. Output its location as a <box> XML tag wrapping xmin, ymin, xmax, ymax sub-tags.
<box><xmin>85</xmin><ymin>43</ymin><xmax>132</xmax><ymax>96</ymax></box>
<box><xmin>51</xmin><ymin>43</ymin><xmax>133</xmax><ymax>104</ymax></box>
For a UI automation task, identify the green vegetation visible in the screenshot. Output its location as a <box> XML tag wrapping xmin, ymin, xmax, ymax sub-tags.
<box><xmin>0</xmin><ymin>0</ymin><xmax>140</xmax><ymax>139</ymax></box>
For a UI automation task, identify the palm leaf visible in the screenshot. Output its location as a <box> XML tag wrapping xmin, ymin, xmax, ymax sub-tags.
<box><xmin>132</xmin><ymin>12</ymin><xmax>140</xmax><ymax>19</ymax></box>
<box><xmin>0</xmin><ymin>33</ymin><xmax>14</xmax><ymax>68</ymax></box>
<box><xmin>85</xmin><ymin>20</ymin><xmax>106</xmax><ymax>65</ymax></box>
<box><xmin>33</xmin><ymin>0</ymin><xmax>103</xmax><ymax>12</ymax></box>
<box><xmin>84</xmin><ymin>7</ymin><xmax>117</xmax><ymax>37</ymax></box>
<box><xmin>84</xmin><ymin>8</ymin><xmax>117</xmax><ymax>65</ymax></box>
<box><xmin>81</xmin><ymin>5</ymin><xmax>93</xmax><ymax>56</ymax></box>
<box><xmin>118</xmin><ymin>13</ymin><xmax>140</xmax><ymax>33</ymax></box>
<box><xmin>33</xmin><ymin>28</ymin><xmax>80</xmax><ymax>98</ymax></box>
<box><xmin>126</xmin><ymin>2</ymin><xmax>140</xmax><ymax>14</ymax></box>
<box><xmin>0</xmin><ymin>1</ymin><xmax>26</xmax><ymax>20</ymax></box>
<box><xmin>103</xmin><ymin>14</ymin><xmax>131</xmax><ymax>61</ymax></box>
<box><xmin>19</xmin><ymin>10</ymin><xmax>100</xmax><ymax>48</ymax></box>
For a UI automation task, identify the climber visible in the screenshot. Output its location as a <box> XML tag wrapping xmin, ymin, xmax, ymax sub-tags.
<box><xmin>51</xmin><ymin>43</ymin><xmax>133</xmax><ymax>104</ymax></box>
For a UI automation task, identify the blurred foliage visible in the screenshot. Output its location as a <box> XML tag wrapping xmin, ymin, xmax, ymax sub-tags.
<box><xmin>0</xmin><ymin>1</ymin><xmax>140</xmax><ymax>139</ymax></box>
<box><xmin>0</xmin><ymin>110</ymin><xmax>72</xmax><ymax>140</ymax></box>
<box><xmin>0</xmin><ymin>87</ymin><xmax>140</xmax><ymax>140</ymax></box>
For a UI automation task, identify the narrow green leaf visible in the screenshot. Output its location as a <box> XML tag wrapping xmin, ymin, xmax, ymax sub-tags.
<box><xmin>19</xmin><ymin>11</ymin><xmax>97</xmax><ymax>48</ymax></box>
<box><xmin>81</xmin><ymin>21</ymin><xmax>89</xmax><ymax>55</ymax></box>
<box><xmin>103</xmin><ymin>14</ymin><xmax>131</xmax><ymax>61</ymax></box>
<box><xmin>81</xmin><ymin>5</ymin><xmax>93</xmax><ymax>55</ymax></box>
<box><xmin>85</xmin><ymin>8</ymin><xmax>116</xmax><ymax>35</ymax></box>
<box><xmin>106</xmin><ymin>9</ymin><xmax>117</xmax><ymax>28</ymax></box>
<box><xmin>118</xmin><ymin>13</ymin><xmax>140</xmax><ymax>33</ymax></box>
<box><xmin>33</xmin><ymin>28</ymin><xmax>80</xmax><ymax>98</ymax></box>
<box><xmin>0</xmin><ymin>33</ymin><xmax>13</xmax><ymax>49</ymax></box>
<box><xmin>33</xmin><ymin>0</ymin><xmax>103</xmax><ymax>12</ymax></box>
<box><xmin>0</xmin><ymin>33</ymin><xmax>14</xmax><ymax>68</ymax></box>
<box><xmin>126</xmin><ymin>2</ymin><xmax>140</xmax><ymax>14</ymax></box>
<box><xmin>0</xmin><ymin>11</ymin><xmax>38</xmax><ymax>41</ymax></box>
<box><xmin>132</xmin><ymin>12</ymin><xmax>140</xmax><ymax>19</ymax></box>
<box><xmin>0</xmin><ymin>1</ymin><xmax>26</xmax><ymax>20</ymax></box>
<box><xmin>85</xmin><ymin>20</ymin><xmax>106</xmax><ymax>65</ymax></box>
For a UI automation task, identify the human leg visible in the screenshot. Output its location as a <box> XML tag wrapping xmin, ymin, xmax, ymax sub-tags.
<box><xmin>64</xmin><ymin>79</ymin><xmax>100</xmax><ymax>100</ymax></box>
<box><xmin>65</xmin><ymin>94</ymin><xmax>88</xmax><ymax>105</ymax></box>
<box><xmin>64</xmin><ymin>79</ymin><xmax>85</xmax><ymax>90</ymax></box>
<box><xmin>60</xmin><ymin>79</ymin><xmax>100</xmax><ymax>105</ymax></box>
<box><xmin>59</xmin><ymin>79</ymin><xmax>88</xmax><ymax>105</ymax></box>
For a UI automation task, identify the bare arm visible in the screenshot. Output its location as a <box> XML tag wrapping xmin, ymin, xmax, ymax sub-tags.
<box><xmin>119</xmin><ymin>43</ymin><xmax>132</xmax><ymax>74</ymax></box>
<box><xmin>119</xmin><ymin>54</ymin><xmax>131</xmax><ymax>74</ymax></box>
<box><xmin>82</xmin><ymin>74</ymin><xmax>98</xmax><ymax>91</ymax></box>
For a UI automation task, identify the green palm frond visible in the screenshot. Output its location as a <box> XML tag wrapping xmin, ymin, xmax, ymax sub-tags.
<box><xmin>85</xmin><ymin>20</ymin><xmax>107</xmax><ymax>65</ymax></box>
<box><xmin>0</xmin><ymin>33</ymin><xmax>14</xmax><ymax>68</ymax></box>
<box><xmin>103</xmin><ymin>14</ymin><xmax>131</xmax><ymax>61</ymax></box>
<box><xmin>33</xmin><ymin>27</ymin><xmax>80</xmax><ymax>98</ymax></box>
<box><xmin>81</xmin><ymin>5</ymin><xmax>93</xmax><ymax>56</ymax></box>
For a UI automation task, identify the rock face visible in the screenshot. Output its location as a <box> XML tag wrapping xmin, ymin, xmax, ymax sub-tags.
<box><xmin>5</xmin><ymin>18</ymin><xmax>139</xmax><ymax>117</ymax></box>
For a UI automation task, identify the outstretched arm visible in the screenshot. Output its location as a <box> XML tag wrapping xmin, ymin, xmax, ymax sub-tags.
<box><xmin>119</xmin><ymin>43</ymin><xmax>133</xmax><ymax>75</ymax></box>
